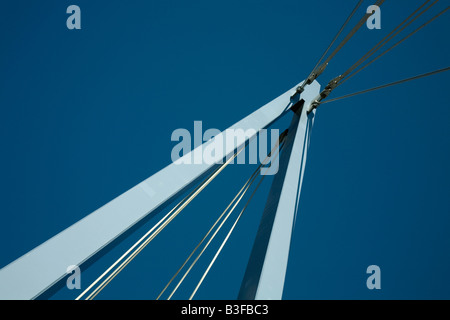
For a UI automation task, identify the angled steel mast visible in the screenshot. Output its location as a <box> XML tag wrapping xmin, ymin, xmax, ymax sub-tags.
<box><xmin>239</xmin><ymin>90</ymin><xmax>317</xmax><ymax>300</ymax></box>
<box><xmin>0</xmin><ymin>80</ymin><xmax>320</xmax><ymax>300</ymax></box>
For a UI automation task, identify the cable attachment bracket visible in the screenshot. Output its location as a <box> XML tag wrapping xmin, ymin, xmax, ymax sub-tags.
<box><xmin>291</xmin><ymin>62</ymin><xmax>328</xmax><ymax>99</ymax></box>
<box><xmin>307</xmin><ymin>74</ymin><xmax>342</xmax><ymax>113</ymax></box>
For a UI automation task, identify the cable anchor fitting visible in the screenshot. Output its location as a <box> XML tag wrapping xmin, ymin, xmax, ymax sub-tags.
<box><xmin>307</xmin><ymin>75</ymin><xmax>342</xmax><ymax>113</ymax></box>
<box><xmin>291</xmin><ymin>63</ymin><xmax>328</xmax><ymax>99</ymax></box>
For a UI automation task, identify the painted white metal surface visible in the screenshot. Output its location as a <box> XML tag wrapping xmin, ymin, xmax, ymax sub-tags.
<box><xmin>239</xmin><ymin>83</ymin><xmax>319</xmax><ymax>300</ymax></box>
<box><xmin>0</xmin><ymin>80</ymin><xmax>320</xmax><ymax>300</ymax></box>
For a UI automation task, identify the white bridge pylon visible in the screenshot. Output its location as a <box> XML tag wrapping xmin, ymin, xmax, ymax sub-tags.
<box><xmin>239</xmin><ymin>89</ymin><xmax>318</xmax><ymax>299</ymax></box>
<box><xmin>0</xmin><ymin>80</ymin><xmax>320</xmax><ymax>300</ymax></box>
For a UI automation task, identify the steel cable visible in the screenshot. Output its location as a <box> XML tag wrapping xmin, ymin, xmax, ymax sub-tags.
<box><xmin>159</xmin><ymin>131</ymin><xmax>287</xmax><ymax>300</ymax></box>
<box><xmin>321</xmin><ymin>66</ymin><xmax>450</xmax><ymax>105</ymax></box>
<box><xmin>76</xmin><ymin>145</ymin><xmax>245</xmax><ymax>300</ymax></box>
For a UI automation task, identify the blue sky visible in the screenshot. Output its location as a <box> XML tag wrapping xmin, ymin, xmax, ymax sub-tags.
<box><xmin>0</xmin><ymin>0</ymin><xmax>449</xmax><ymax>300</ymax></box>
